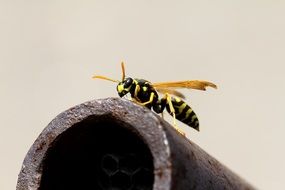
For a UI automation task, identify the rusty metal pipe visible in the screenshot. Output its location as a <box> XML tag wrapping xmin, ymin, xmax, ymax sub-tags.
<box><xmin>17</xmin><ymin>98</ymin><xmax>255</xmax><ymax>190</ymax></box>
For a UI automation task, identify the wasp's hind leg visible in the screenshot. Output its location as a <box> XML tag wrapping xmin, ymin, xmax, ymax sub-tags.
<box><xmin>163</xmin><ymin>93</ymin><xmax>186</xmax><ymax>136</ymax></box>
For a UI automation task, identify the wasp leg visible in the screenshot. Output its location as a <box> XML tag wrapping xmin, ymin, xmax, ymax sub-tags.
<box><xmin>134</xmin><ymin>84</ymin><xmax>140</xmax><ymax>100</ymax></box>
<box><xmin>130</xmin><ymin>97</ymin><xmax>139</xmax><ymax>103</ymax></box>
<box><xmin>133</xmin><ymin>85</ymin><xmax>147</xmax><ymax>105</ymax></box>
<box><xmin>129</xmin><ymin>85</ymin><xmax>143</xmax><ymax>104</ymax></box>
<box><xmin>136</xmin><ymin>92</ymin><xmax>155</xmax><ymax>106</ymax></box>
<box><xmin>164</xmin><ymin>93</ymin><xmax>185</xmax><ymax>136</ymax></box>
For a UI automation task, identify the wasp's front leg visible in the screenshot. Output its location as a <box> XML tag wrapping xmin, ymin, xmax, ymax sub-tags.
<box><xmin>134</xmin><ymin>84</ymin><xmax>140</xmax><ymax>100</ymax></box>
<box><xmin>132</xmin><ymin>84</ymin><xmax>155</xmax><ymax>106</ymax></box>
<box><xmin>135</xmin><ymin>92</ymin><xmax>155</xmax><ymax>106</ymax></box>
<box><xmin>130</xmin><ymin>85</ymin><xmax>142</xmax><ymax>104</ymax></box>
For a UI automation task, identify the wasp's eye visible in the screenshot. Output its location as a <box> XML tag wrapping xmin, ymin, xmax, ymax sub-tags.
<box><xmin>124</xmin><ymin>78</ymin><xmax>133</xmax><ymax>88</ymax></box>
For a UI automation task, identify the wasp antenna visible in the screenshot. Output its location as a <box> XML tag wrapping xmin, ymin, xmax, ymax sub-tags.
<box><xmin>121</xmin><ymin>61</ymin><xmax>126</xmax><ymax>81</ymax></box>
<box><xmin>92</xmin><ymin>75</ymin><xmax>119</xmax><ymax>83</ymax></box>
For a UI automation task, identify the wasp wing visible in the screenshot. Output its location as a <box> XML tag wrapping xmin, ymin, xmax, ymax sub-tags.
<box><xmin>155</xmin><ymin>87</ymin><xmax>186</xmax><ymax>99</ymax></box>
<box><xmin>153</xmin><ymin>80</ymin><xmax>217</xmax><ymax>91</ymax></box>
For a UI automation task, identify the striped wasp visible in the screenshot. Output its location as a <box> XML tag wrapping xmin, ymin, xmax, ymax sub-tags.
<box><xmin>93</xmin><ymin>62</ymin><xmax>217</xmax><ymax>135</ymax></box>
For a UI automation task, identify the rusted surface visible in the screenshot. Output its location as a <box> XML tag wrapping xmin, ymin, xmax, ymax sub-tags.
<box><xmin>17</xmin><ymin>98</ymin><xmax>255</xmax><ymax>190</ymax></box>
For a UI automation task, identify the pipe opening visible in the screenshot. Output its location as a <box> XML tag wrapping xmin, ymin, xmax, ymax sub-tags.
<box><xmin>39</xmin><ymin>116</ymin><xmax>154</xmax><ymax>190</ymax></box>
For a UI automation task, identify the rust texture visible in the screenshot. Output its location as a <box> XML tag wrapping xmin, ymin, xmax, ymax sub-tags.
<box><xmin>17</xmin><ymin>98</ymin><xmax>255</xmax><ymax>190</ymax></box>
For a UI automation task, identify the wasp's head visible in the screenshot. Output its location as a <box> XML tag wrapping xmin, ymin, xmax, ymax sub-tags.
<box><xmin>117</xmin><ymin>77</ymin><xmax>133</xmax><ymax>97</ymax></box>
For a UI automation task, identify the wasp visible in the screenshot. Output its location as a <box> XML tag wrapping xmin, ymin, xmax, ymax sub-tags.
<box><xmin>93</xmin><ymin>62</ymin><xmax>217</xmax><ymax>135</ymax></box>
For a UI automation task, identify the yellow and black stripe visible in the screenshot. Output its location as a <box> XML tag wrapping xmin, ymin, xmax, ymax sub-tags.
<box><xmin>166</xmin><ymin>97</ymin><xmax>199</xmax><ymax>131</ymax></box>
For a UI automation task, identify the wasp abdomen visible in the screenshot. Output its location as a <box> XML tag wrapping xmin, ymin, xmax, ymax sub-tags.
<box><xmin>166</xmin><ymin>97</ymin><xmax>199</xmax><ymax>131</ymax></box>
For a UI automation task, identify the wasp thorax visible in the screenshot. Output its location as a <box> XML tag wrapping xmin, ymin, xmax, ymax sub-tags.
<box><xmin>117</xmin><ymin>77</ymin><xmax>134</xmax><ymax>97</ymax></box>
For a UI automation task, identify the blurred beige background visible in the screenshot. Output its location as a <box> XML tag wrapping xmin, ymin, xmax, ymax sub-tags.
<box><xmin>1</xmin><ymin>0</ymin><xmax>285</xmax><ymax>189</ymax></box>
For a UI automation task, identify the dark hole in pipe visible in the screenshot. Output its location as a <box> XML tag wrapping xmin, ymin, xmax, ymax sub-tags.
<box><xmin>39</xmin><ymin>116</ymin><xmax>154</xmax><ymax>190</ymax></box>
